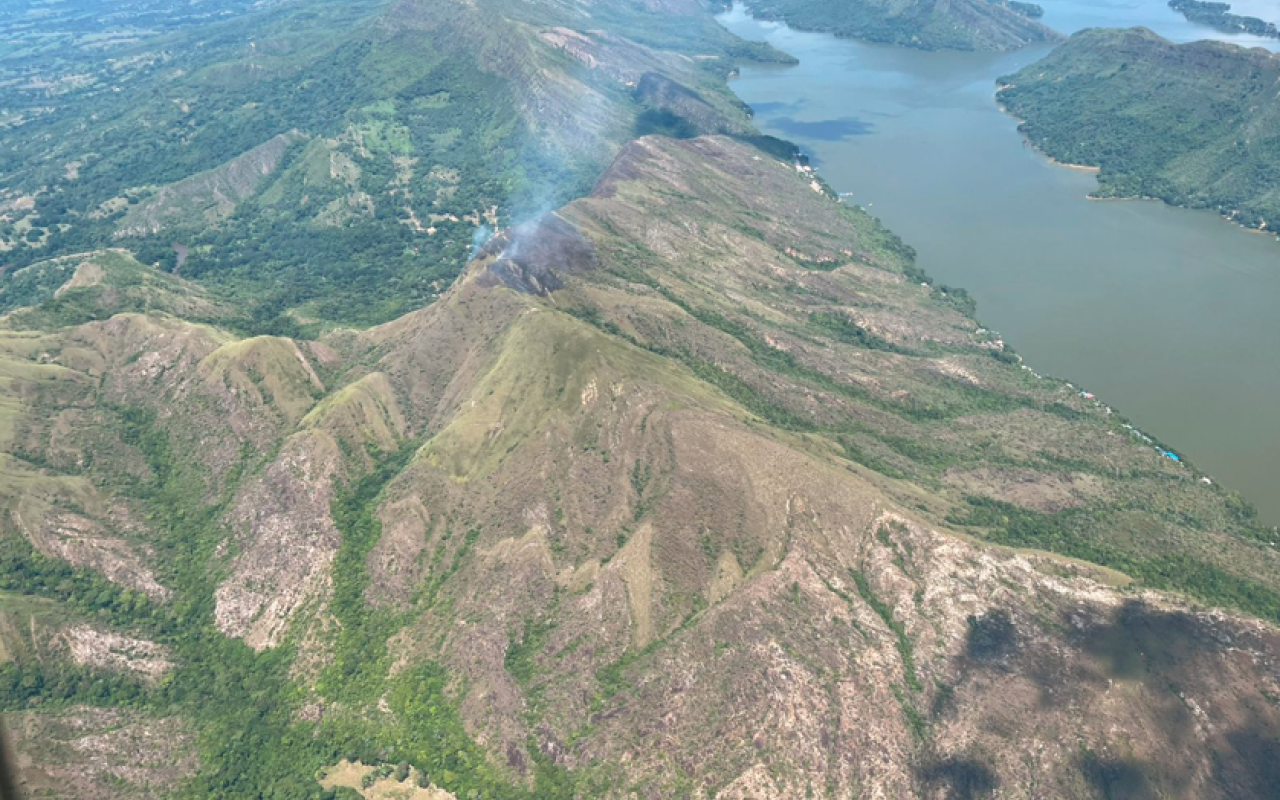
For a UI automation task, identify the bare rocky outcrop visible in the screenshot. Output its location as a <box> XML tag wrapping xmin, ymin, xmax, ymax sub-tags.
<box><xmin>366</xmin><ymin>496</ymin><xmax>434</xmax><ymax>609</ymax></box>
<box><xmin>16</xmin><ymin>506</ymin><xmax>171</xmax><ymax>601</ymax></box>
<box><xmin>8</xmin><ymin>707</ymin><xmax>197</xmax><ymax>800</ymax></box>
<box><xmin>214</xmin><ymin>430</ymin><xmax>345</xmax><ymax>650</ymax></box>
<box><xmin>63</xmin><ymin>625</ymin><xmax>173</xmax><ymax>683</ymax></box>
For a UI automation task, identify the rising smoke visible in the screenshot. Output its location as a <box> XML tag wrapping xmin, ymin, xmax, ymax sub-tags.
<box><xmin>471</xmin><ymin>224</ymin><xmax>493</xmax><ymax>259</ymax></box>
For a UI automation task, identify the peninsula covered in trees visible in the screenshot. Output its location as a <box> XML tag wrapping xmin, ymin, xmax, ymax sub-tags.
<box><xmin>1169</xmin><ymin>0</ymin><xmax>1279</xmax><ymax>39</ymax></box>
<box><xmin>729</xmin><ymin>0</ymin><xmax>1060</xmax><ymax>51</ymax></box>
<box><xmin>1000</xmin><ymin>27</ymin><xmax>1280</xmax><ymax>234</ymax></box>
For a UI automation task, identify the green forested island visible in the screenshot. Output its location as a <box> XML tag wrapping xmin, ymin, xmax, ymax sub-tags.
<box><xmin>729</xmin><ymin>0</ymin><xmax>1061</xmax><ymax>51</ymax></box>
<box><xmin>999</xmin><ymin>27</ymin><xmax>1280</xmax><ymax>233</ymax></box>
<box><xmin>1168</xmin><ymin>0</ymin><xmax>1279</xmax><ymax>39</ymax></box>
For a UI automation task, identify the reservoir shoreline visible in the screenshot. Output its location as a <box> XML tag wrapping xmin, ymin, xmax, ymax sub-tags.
<box><xmin>718</xmin><ymin>3</ymin><xmax>1280</xmax><ymax>524</ymax></box>
<box><xmin>995</xmin><ymin>97</ymin><xmax>1280</xmax><ymax>241</ymax></box>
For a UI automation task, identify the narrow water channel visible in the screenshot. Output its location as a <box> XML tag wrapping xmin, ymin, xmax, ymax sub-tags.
<box><xmin>717</xmin><ymin>2</ymin><xmax>1280</xmax><ymax>523</ymax></box>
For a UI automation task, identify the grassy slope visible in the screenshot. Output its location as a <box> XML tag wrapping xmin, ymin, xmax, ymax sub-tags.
<box><xmin>731</xmin><ymin>0</ymin><xmax>1061</xmax><ymax>51</ymax></box>
<box><xmin>560</xmin><ymin>135</ymin><xmax>1279</xmax><ymax>613</ymax></box>
<box><xmin>999</xmin><ymin>27</ymin><xmax>1280</xmax><ymax>231</ymax></box>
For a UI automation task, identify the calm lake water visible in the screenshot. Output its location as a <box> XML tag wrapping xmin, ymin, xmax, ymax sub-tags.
<box><xmin>717</xmin><ymin>2</ymin><xmax>1280</xmax><ymax>523</ymax></box>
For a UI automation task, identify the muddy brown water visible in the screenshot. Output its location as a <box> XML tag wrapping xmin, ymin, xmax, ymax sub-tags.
<box><xmin>718</xmin><ymin>2</ymin><xmax>1280</xmax><ymax>524</ymax></box>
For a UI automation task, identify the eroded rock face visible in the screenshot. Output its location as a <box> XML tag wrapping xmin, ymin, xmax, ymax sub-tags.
<box><xmin>366</xmin><ymin>496</ymin><xmax>433</xmax><ymax>609</ymax></box>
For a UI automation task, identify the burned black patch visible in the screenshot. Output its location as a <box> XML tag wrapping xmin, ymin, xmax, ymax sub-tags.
<box><xmin>477</xmin><ymin>213</ymin><xmax>597</xmax><ymax>295</ymax></box>
<box><xmin>1217</xmin><ymin>714</ymin><xmax>1280</xmax><ymax>800</ymax></box>
<box><xmin>918</xmin><ymin>756</ymin><xmax>999</xmax><ymax>800</ymax></box>
<box><xmin>965</xmin><ymin>610</ymin><xmax>1017</xmax><ymax>665</ymax></box>
<box><xmin>1081</xmin><ymin>752</ymin><xmax>1156</xmax><ymax>800</ymax></box>
<box><xmin>633</xmin><ymin>72</ymin><xmax>731</xmax><ymax>136</ymax></box>
<box><xmin>1068</xmin><ymin>601</ymin><xmax>1210</xmax><ymax>682</ymax></box>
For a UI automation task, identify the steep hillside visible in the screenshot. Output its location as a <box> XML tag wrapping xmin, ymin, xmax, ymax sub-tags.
<box><xmin>730</xmin><ymin>0</ymin><xmax>1061</xmax><ymax>51</ymax></box>
<box><xmin>3</xmin><ymin>135</ymin><xmax>1279</xmax><ymax>800</ymax></box>
<box><xmin>0</xmin><ymin>0</ymin><xmax>788</xmax><ymax>329</ymax></box>
<box><xmin>999</xmin><ymin>27</ymin><xmax>1280</xmax><ymax>233</ymax></box>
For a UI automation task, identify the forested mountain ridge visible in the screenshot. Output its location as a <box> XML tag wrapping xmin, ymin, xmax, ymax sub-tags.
<box><xmin>999</xmin><ymin>27</ymin><xmax>1280</xmax><ymax>233</ymax></box>
<box><xmin>727</xmin><ymin>0</ymin><xmax>1062</xmax><ymax>51</ymax></box>
<box><xmin>0</xmin><ymin>0</ymin><xmax>787</xmax><ymax>330</ymax></box>
<box><xmin>3</xmin><ymin>2</ymin><xmax>1280</xmax><ymax>800</ymax></box>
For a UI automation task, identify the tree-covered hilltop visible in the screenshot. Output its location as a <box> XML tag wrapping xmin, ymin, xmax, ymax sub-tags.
<box><xmin>998</xmin><ymin>27</ymin><xmax>1280</xmax><ymax>233</ymax></box>
<box><xmin>728</xmin><ymin>0</ymin><xmax>1061</xmax><ymax>51</ymax></box>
